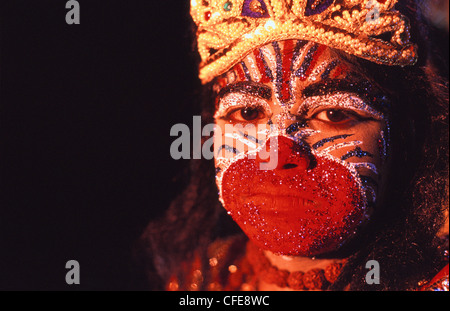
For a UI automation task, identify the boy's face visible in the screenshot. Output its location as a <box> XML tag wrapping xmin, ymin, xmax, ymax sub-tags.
<box><xmin>213</xmin><ymin>40</ymin><xmax>390</xmax><ymax>256</ymax></box>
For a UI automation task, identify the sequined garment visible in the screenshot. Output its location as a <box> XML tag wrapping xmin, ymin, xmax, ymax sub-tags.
<box><xmin>165</xmin><ymin>235</ymin><xmax>449</xmax><ymax>291</ymax></box>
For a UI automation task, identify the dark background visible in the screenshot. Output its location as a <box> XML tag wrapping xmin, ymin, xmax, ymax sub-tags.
<box><xmin>1</xmin><ymin>0</ymin><xmax>448</xmax><ymax>292</ymax></box>
<box><xmin>1</xmin><ymin>0</ymin><xmax>198</xmax><ymax>290</ymax></box>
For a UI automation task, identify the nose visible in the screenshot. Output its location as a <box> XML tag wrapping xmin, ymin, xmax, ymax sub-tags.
<box><xmin>256</xmin><ymin>135</ymin><xmax>313</xmax><ymax>170</ymax></box>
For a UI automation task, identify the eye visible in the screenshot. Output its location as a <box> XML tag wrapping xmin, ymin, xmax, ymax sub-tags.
<box><xmin>314</xmin><ymin>109</ymin><xmax>356</xmax><ymax>124</ymax></box>
<box><xmin>241</xmin><ymin>107</ymin><xmax>262</xmax><ymax>121</ymax></box>
<box><xmin>226</xmin><ymin>106</ymin><xmax>266</xmax><ymax>122</ymax></box>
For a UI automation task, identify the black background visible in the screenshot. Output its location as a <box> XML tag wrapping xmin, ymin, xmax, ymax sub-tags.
<box><xmin>1</xmin><ymin>0</ymin><xmax>198</xmax><ymax>290</ymax></box>
<box><xmin>1</xmin><ymin>0</ymin><xmax>448</xmax><ymax>293</ymax></box>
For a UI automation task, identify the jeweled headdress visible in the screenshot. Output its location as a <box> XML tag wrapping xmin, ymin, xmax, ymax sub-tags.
<box><xmin>191</xmin><ymin>0</ymin><xmax>418</xmax><ymax>84</ymax></box>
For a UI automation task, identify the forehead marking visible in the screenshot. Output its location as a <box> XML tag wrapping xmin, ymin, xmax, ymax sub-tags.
<box><xmin>227</xmin><ymin>40</ymin><xmax>336</xmax><ymax>106</ymax></box>
<box><xmin>253</xmin><ymin>48</ymin><xmax>273</xmax><ymax>83</ymax></box>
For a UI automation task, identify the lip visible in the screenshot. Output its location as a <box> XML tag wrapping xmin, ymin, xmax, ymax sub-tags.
<box><xmin>242</xmin><ymin>194</ymin><xmax>323</xmax><ymax>213</ymax></box>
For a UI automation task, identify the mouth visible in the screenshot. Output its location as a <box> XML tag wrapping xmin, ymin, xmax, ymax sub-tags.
<box><xmin>242</xmin><ymin>194</ymin><xmax>323</xmax><ymax>214</ymax></box>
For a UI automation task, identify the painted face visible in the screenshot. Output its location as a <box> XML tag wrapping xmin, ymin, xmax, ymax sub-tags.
<box><xmin>213</xmin><ymin>40</ymin><xmax>390</xmax><ymax>257</ymax></box>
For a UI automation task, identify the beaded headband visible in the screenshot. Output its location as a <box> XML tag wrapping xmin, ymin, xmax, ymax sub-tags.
<box><xmin>190</xmin><ymin>0</ymin><xmax>418</xmax><ymax>84</ymax></box>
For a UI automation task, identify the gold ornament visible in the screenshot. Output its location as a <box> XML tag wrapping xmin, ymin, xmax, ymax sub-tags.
<box><xmin>190</xmin><ymin>0</ymin><xmax>418</xmax><ymax>84</ymax></box>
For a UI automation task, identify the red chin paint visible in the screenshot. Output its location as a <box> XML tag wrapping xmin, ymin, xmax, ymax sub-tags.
<box><xmin>221</xmin><ymin>136</ymin><xmax>366</xmax><ymax>256</ymax></box>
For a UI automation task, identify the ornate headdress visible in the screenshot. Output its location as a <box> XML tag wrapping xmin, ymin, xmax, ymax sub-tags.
<box><xmin>191</xmin><ymin>0</ymin><xmax>418</xmax><ymax>84</ymax></box>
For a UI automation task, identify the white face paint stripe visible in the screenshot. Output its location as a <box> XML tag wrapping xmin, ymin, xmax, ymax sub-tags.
<box><xmin>349</xmin><ymin>162</ymin><xmax>379</xmax><ymax>175</ymax></box>
<box><xmin>308</xmin><ymin>60</ymin><xmax>332</xmax><ymax>82</ymax></box>
<box><xmin>319</xmin><ymin>140</ymin><xmax>363</xmax><ymax>154</ymax></box>
<box><xmin>224</xmin><ymin>132</ymin><xmax>258</xmax><ymax>149</ymax></box>
<box><xmin>292</xmin><ymin>129</ymin><xmax>321</xmax><ymax>142</ymax></box>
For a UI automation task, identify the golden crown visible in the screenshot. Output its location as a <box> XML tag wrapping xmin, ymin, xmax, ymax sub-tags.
<box><xmin>191</xmin><ymin>0</ymin><xmax>418</xmax><ymax>84</ymax></box>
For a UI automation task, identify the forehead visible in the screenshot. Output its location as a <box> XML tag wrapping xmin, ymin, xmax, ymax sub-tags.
<box><xmin>213</xmin><ymin>40</ymin><xmax>389</xmax><ymax>114</ymax></box>
<box><xmin>214</xmin><ymin>41</ymin><xmax>347</xmax><ymax>94</ymax></box>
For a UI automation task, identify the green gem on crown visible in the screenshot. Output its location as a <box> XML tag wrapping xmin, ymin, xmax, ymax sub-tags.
<box><xmin>223</xmin><ymin>1</ymin><xmax>233</xmax><ymax>11</ymax></box>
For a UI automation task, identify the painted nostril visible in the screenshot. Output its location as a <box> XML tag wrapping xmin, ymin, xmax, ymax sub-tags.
<box><xmin>281</xmin><ymin>154</ymin><xmax>310</xmax><ymax>170</ymax></box>
<box><xmin>256</xmin><ymin>136</ymin><xmax>313</xmax><ymax>170</ymax></box>
<box><xmin>282</xmin><ymin>163</ymin><xmax>298</xmax><ymax>170</ymax></box>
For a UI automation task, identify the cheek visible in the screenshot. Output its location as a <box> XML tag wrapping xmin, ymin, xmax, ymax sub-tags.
<box><xmin>213</xmin><ymin>125</ymin><xmax>243</xmax><ymax>200</ymax></box>
<box><xmin>338</xmin><ymin>124</ymin><xmax>389</xmax><ymax>206</ymax></box>
<box><xmin>309</xmin><ymin>120</ymin><xmax>388</xmax><ymax>206</ymax></box>
<box><xmin>213</xmin><ymin>122</ymin><xmax>270</xmax><ymax>194</ymax></box>
<box><xmin>213</xmin><ymin>131</ymin><xmax>227</xmax><ymax>197</ymax></box>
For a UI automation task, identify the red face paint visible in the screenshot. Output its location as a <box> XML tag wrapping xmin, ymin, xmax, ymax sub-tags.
<box><xmin>221</xmin><ymin>136</ymin><xmax>366</xmax><ymax>256</ymax></box>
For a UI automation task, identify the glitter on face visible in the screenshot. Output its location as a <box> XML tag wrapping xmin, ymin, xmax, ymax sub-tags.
<box><xmin>340</xmin><ymin>147</ymin><xmax>374</xmax><ymax>161</ymax></box>
<box><xmin>213</xmin><ymin>40</ymin><xmax>390</xmax><ymax>256</ymax></box>
<box><xmin>214</xmin><ymin>92</ymin><xmax>273</xmax><ymax>120</ymax></box>
<box><xmin>319</xmin><ymin>140</ymin><xmax>363</xmax><ymax>154</ymax></box>
<box><xmin>312</xmin><ymin>134</ymin><xmax>354</xmax><ymax>149</ymax></box>
<box><xmin>295</xmin><ymin>44</ymin><xmax>327</xmax><ymax>82</ymax></box>
<box><xmin>299</xmin><ymin>93</ymin><xmax>386</xmax><ymax>122</ymax></box>
<box><xmin>217</xmin><ymin>82</ymin><xmax>272</xmax><ymax>103</ymax></box>
<box><xmin>320</xmin><ymin>59</ymin><xmax>340</xmax><ymax>80</ymax></box>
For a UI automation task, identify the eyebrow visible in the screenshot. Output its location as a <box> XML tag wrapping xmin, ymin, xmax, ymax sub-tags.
<box><xmin>217</xmin><ymin>81</ymin><xmax>273</xmax><ymax>103</ymax></box>
<box><xmin>301</xmin><ymin>75</ymin><xmax>391</xmax><ymax>114</ymax></box>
